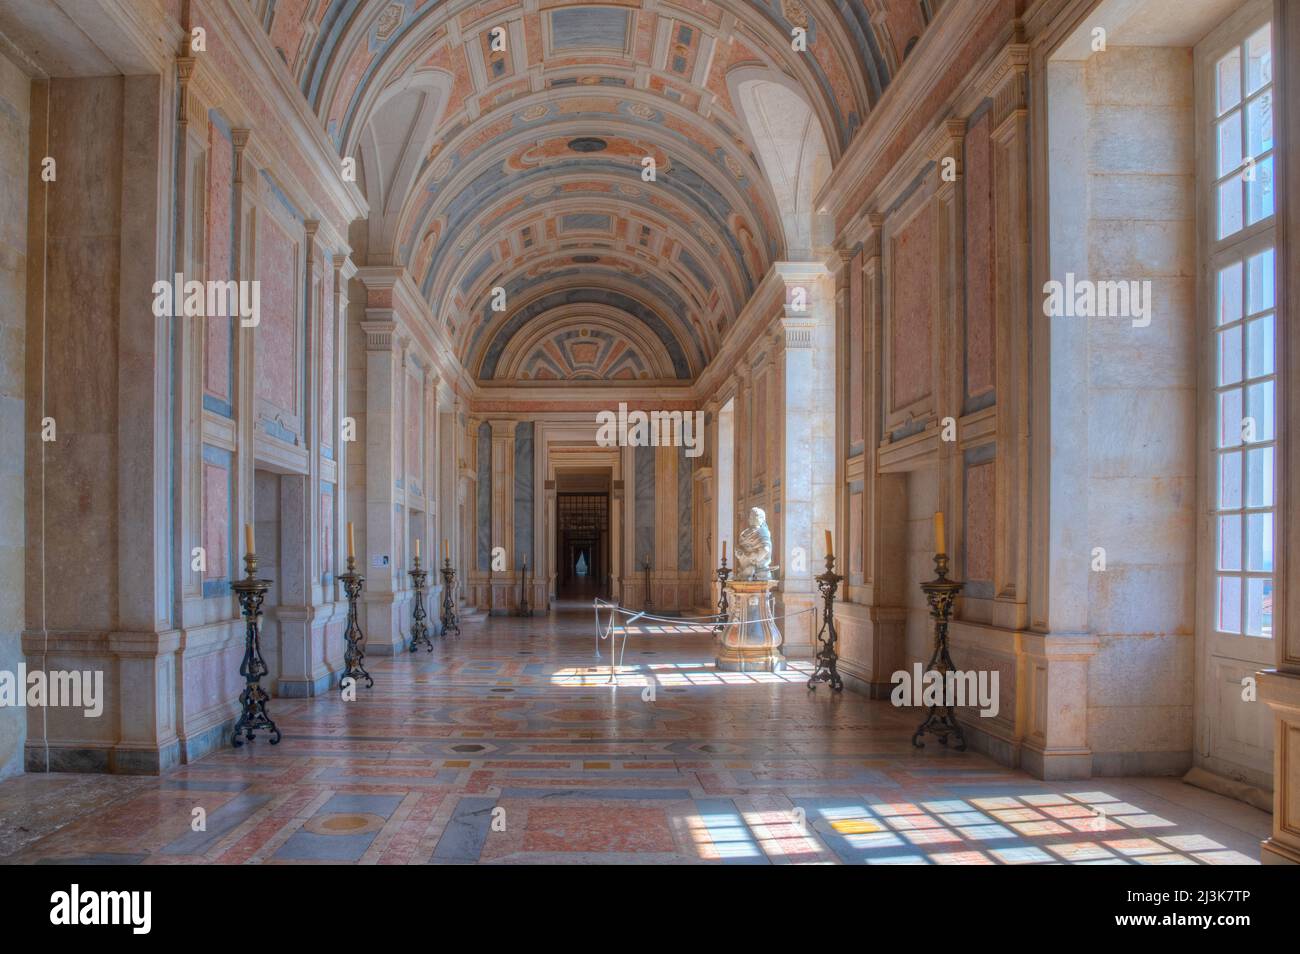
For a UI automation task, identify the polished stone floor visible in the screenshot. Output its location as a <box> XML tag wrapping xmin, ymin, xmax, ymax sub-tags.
<box><xmin>0</xmin><ymin>606</ymin><xmax>1271</xmax><ymax>864</ymax></box>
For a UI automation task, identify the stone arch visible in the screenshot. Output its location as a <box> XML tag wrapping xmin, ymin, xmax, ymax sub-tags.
<box><xmin>729</xmin><ymin>70</ymin><xmax>832</xmax><ymax>259</ymax></box>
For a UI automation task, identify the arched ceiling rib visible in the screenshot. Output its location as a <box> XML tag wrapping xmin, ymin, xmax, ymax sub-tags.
<box><xmin>255</xmin><ymin>0</ymin><xmax>945</xmax><ymax>383</ymax></box>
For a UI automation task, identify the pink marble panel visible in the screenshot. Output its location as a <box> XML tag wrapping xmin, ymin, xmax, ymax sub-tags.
<box><xmin>849</xmin><ymin>490</ymin><xmax>863</xmax><ymax>579</ymax></box>
<box><xmin>964</xmin><ymin>460</ymin><xmax>995</xmax><ymax>583</ymax></box>
<box><xmin>406</xmin><ymin>374</ymin><xmax>421</xmax><ymax>488</ymax></box>
<box><xmin>890</xmin><ymin>209</ymin><xmax>933</xmax><ymax>411</ymax></box>
<box><xmin>255</xmin><ymin>215</ymin><xmax>297</xmax><ymax>415</ymax></box>
<box><xmin>964</xmin><ymin>111</ymin><xmax>995</xmax><ymax>400</ymax></box>
<box><xmin>321</xmin><ymin>491</ymin><xmax>333</xmax><ymax>579</ymax></box>
<box><xmin>320</xmin><ymin>257</ymin><xmax>334</xmax><ymax>453</ymax></box>
<box><xmin>205</xmin><ymin>120</ymin><xmax>234</xmax><ymax>404</ymax></box>
<box><xmin>202</xmin><ymin>460</ymin><xmax>229</xmax><ymax>580</ymax></box>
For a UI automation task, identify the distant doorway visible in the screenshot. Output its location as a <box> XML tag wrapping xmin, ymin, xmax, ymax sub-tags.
<box><xmin>556</xmin><ymin>492</ymin><xmax>609</xmax><ymax>598</ymax></box>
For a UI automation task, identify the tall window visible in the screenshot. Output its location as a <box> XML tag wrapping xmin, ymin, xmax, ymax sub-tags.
<box><xmin>1210</xmin><ymin>20</ymin><xmax>1276</xmax><ymax>638</ymax></box>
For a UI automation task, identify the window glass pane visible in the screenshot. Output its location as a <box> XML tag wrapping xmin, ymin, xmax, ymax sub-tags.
<box><xmin>1217</xmin><ymin>47</ymin><xmax>1241</xmax><ymax>113</ymax></box>
<box><xmin>1217</xmin><ymin>112</ymin><xmax>1242</xmax><ymax>175</ymax></box>
<box><xmin>1246</xmin><ymin>380</ymin><xmax>1274</xmax><ymax>441</ymax></box>
<box><xmin>1218</xmin><ymin>515</ymin><xmax>1242</xmax><ymax>570</ymax></box>
<box><xmin>1246</xmin><ymin>579</ymin><xmax>1273</xmax><ymax>637</ymax></box>
<box><xmin>1246</xmin><ymin>446</ymin><xmax>1273</xmax><ymax>508</ymax></box>
<box><xmin>1219</xmin><ymin>450</ymin><xmax>1242</xmax><ymax>509</ymax></box>
<box><xmin>1217</xmin><ymin>325</ymin><xmax>1242</xmax><ymax>384</ymax></box>
<box><xmin>1247</xmin><ymin>91</ymin><xmax>1273</xmax><ymax>155</ymax></box>
<box><xmin>1246</xmin><ymin>24</ymin><xmax>1271</xmax><ymax>94</ymax></box>
<box><xmin>1218</xmin><ymin>261</ymin><xmax>1242</xmax><ymax>325</ymax></box>
<box><xmin>1247</xmin><ymin>512</ymin><xmax>1273</xmax><ymax>572</ymax></box>
<box><xmin>1217</xmin><ymin>576</ymin><xmax>1242</xmax><ymax>633</ymax></box>
<box><xmin>1218</xmin><ymin>387</ymin><xmax>1243</xmax><ymax>447</ymax></box>
<box><xmin>1247</xmin><ymin>248</ymin><xmax>1274</xmax><ymax>312</ymax></box>
<box><xmin>1246</xmin><ymin>155</ymin><xmax>1274</xmax><ymax>224</ymax></box>
<box><xmin>1246</xmin><ymin>313</ymin><xmax>1273</xmax><ymax>377</ymax></box>
<box><xmin>1218</xmin><ymin>172</ymin><xmax>1243</xmax><ymax>237</ymax></box>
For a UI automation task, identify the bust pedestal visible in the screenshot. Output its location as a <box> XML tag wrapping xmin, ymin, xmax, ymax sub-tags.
<box><xmin>717</xmin><ymin>579</ymin><xmax>784</xmax><ymax>672</ymax></box>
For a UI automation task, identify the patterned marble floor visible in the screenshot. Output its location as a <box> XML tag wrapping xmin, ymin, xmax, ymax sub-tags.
<box><xmin>0</xmin><ymin>607</ymin><xmax>1271</xmax><ymax>864</ymax></box>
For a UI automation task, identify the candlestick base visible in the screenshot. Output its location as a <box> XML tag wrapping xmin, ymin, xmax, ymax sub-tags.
<box><xmin>339</xmin><ymin>556</ymin><xmax>374</xmax><ymax>690</ymax></box>
<box><xmin>440</xmin><ymin>560</ymin><xmax>461</xmax><ymax>638</ymax></box>
<box><xmin>912</xmin><ymin>554</ymin><xmax>966</xmax><ymax>751</ymax></box>
<box><xmin>714</xmin><ymin>558</ymin><xmax>731</xmax><ymax>636</ymax></box>
<box><xmin>408</xmin><ymin>558</ymin><xmax>433</xmax><ymax>653</ymax></box>
<box><xmin>807</xmin><ymin>554</ymin><xmax>844</xmax><ymax>692</ymax></box>
<box><xmin>231</xmin><ymin>554</ymin><xmax>281</xmax><ymax>746</ymax></box>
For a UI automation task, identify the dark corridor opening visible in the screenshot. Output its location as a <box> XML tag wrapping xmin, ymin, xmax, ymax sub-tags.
<box><xmin>556</xmin><ymin>492</ymin><xmax>609</xmax><ymax>599</ymax></box>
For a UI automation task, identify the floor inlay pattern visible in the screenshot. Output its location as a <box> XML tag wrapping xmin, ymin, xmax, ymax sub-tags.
<box><xmin>0</xmin><ymin>610</ymin><xmax>1270</xmax><ymax>864</ymax></box>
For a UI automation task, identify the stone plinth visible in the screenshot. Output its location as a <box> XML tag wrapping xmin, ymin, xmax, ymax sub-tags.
<box><xmin>717</xmin><ymin>580</ymin><xmax>784</xmax><ymax>672</ymax></box>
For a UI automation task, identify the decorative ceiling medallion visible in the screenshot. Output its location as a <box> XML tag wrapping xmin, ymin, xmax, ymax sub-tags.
<box><xmin>520</xmin><ymin>104</ymin><xmax>548</xmax><ymax>121</ymax></box>
<box><xmin>781</xmin><ymin>0</ymin><xmax>810</xmax><ymax>30</ymax></box>
<box><xmin>627</xmin><ymin>102</ymin><xmax>657</xmax><ymax>120</ymax></box>
<box><xmin>567</xmin><ymin>136</ymin><xmax>608</xmax><ymax>152</ymax></box>
<box><xmin>374</xmin><ymin>3</ymin><xmax>405</xmax><ymax>42</ymax></box>
<box><xmin>723</xmin><ymin>153</ymin><xmax>745</xmax><ymax>179</ymax></box>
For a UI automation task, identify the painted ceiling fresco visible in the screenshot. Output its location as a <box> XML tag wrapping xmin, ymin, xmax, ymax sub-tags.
<box><xmin>251</xmin><ymin>0</ymin><xmax>943</xmax><ymax>382</ymax></box>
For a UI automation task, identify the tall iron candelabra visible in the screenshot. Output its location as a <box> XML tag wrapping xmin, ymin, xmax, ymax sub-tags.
<box><xmin>408</xmin><ymin>555</ymin><xmax>433</xmax><ymax>653</ymax></box>
<box><xmin>912</xmin><ymin>553</ymin><xmax>966</xmax><ymax>750</ymax></box>
<box><xmin>230</xmin><ymin>551</ymin><xmax>281</xmax><ymax>746</ymax></box>
<box><xmin>338</xmin><ymin>554</ymin><xmax>374</xmax><ymax>689</ymax></box>
<box><xmin>714</xmin><ymin>554</ymin><xmax>731</xmax><ymax>635</ymax></box>
<box><xmin>516</xmin><ymin>560</ymin><xmax>532</xmax><ymax>617</ymax></box>
<box><xmin>807</xmin><ymin>553</ymin><xmax>844</xmax><ymax>692</ymax></box>
<box><xmin>440</xmin><ymin>557</ymin><xmax>461</xmax><ymax>638</ymax></box>
<box><xmin>642</xmin><ymin>558</ymin><xmax>653</xmax><ymax>611</ymax></box>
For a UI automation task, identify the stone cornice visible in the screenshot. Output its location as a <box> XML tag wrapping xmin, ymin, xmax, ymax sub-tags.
<box><xmin>816</xmin><ymin>0</ymin><xmax>1013</xmax><ymax>231</ymax></box>
<box><xmin>193</xmin><ymin>0</ymin><xmax>367</xmax><ymax>227</ymax></box>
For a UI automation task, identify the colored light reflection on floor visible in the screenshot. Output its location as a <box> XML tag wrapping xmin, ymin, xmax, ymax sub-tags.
<box><xmin>0</xmin><ymin>613</ymin><xmax>1268</xmax><ymax>865</ymax></box>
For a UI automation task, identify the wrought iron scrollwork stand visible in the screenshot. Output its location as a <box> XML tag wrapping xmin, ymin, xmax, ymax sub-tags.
<box><xmin>231</xmin><ymin>552</ymin><xmax>281</xmax><ymax>746</ymax></box>
<box><xmin>440</xmin><ymin>558</ymin><xmax>461</xmax><ymax>638</ymax></box>
<box><xmin>714</xmin><ymin>555</ymin><xmax>731</xmax><ymax>635</ymax></box>
<box><xmin>912</xmin><ymin>554</ymin><xmax>966</xmax><ymax>750</ymax></box>
<box><xmin>516</xmin><ymin>560</ymin><xmax>533</xmax><ymax>617</ymax></box>
<box><xmin>408</xmin><ymin>555</ymin><xmax>433</xmax><ymax>653</ymax></box>
<box><xmin>338</xmin><ymin>554</ymin><xmax>374</xmax><ymax>689</ymax></box>
<box><xmin>807</xmin><ymin>553</ymin><xmax>844</xmax><ymax>692</ymax></box>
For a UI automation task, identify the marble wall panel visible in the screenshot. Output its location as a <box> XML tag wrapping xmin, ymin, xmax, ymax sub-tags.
<box><xmin>891</xmin><ymin>209</ymin><xmax>933</xmax><ymax>410</ymax></box>
<box><xmin>514</xmin><ymin>421</ymin><xmax>534</xmax><ymax>566</ymax></box>
<box><xmin>204</xmin><ymin>113</ymin><xmax>234</xmax><ymax>411</ymax></box>
<box><xmin>635</xmin><ymin>443</ymin><xmax>655</xmax><ymax>568</ymax></box>
<box><xmin>964</xmin><ymin>109</ymin><xmax>995</xmax><ymax>404</ymax></box>
<box><xmin>255</xmin><ymin>214</ymin><xmax>297</xmax><ymax>416</ymax></box>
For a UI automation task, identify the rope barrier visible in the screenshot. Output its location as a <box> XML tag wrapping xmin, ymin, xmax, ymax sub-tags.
<box><xmin>591</xmin><ymin>597</ymin><xmax>817</xmax><ymax>684</ymax></box>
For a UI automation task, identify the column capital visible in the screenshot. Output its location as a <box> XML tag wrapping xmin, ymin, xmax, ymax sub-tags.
<box><xmin>488</xmin><ymin>418</ymin><xmax>518</xmax><ymax>439</ymax></box>
<box><xmin>359</xmin><ymin>319</ymin><xmax>398</xmax><ymax>353</ymax></box>
<box><xmin>778</xmin><ymin>315</ymin><xmax>815</xmax><ymax>350</ymax></box>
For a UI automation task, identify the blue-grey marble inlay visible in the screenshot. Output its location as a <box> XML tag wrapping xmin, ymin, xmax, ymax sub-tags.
<box><xmin>635</xmin><ymin>444</ymin><xmax>655</xmax><ymax>569</ymax></box>
<box><xmin>677</xmin><ymin>445</ymin><xmax>693</xmax><ymax>571</ymax></box>
<box><xmin>477</xmin><ymin>421</ymin><xmax>491</xmax><ymax>570</ymax></box>
<box><xmin>514</xmin><ymin>421</ymin><xmax>534</xmax><ymax>567</ymax></box>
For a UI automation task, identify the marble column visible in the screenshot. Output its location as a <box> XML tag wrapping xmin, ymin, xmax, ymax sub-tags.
<box><xmin>488</xmin><ymin>418</ymin><xmax>515</xmax><ymax>613</ymax></box>
<box><xmin>774</xmin><ymin>262</ymin><xmax>834</xmax><ymax>658</ymax></box>
<box><xmin>358</xmin><ymin>317</ymin><xmax>402</xmax><ymax>653</ymax></box>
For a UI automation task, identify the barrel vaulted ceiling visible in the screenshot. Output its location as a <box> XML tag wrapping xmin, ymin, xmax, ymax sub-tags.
<box><xmin>251</xmin><ymin>0</ymin><xmax>944</xmax><ymax>383</ymax></box>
